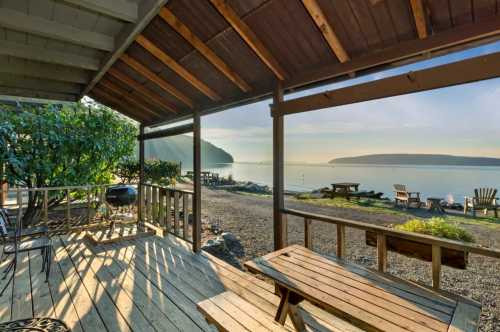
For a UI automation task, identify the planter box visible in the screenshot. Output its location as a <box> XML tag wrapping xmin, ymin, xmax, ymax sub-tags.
<box><xmin>365</xmin><ymin>231</ymin><xmax>468</xmax><ymax>269</ymax></box>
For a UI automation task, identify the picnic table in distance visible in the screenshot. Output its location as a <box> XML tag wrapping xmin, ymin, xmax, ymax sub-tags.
<box><xmin>245</xmin><ymin>245</ymin><xmax>481</xmax><ymax>332</ymax></box>
<box><xmin>331</xmin><ymin>182</ymin><xmax>360</xmax><ymax>199</ymax></box>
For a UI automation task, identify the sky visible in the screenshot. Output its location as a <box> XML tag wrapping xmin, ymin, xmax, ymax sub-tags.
<box><xmin>200</xmin><ymin>41</ymin><xmax>500</xmax><ymax>164</ymax></box>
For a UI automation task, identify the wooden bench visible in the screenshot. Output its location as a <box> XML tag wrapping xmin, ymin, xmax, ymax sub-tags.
<box><xmin>197</xmin><ymin>290</ymin><xmax>291</xmax><ymax>332</ymax></box>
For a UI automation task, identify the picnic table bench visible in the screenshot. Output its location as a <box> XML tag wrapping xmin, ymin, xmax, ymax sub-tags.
<box><xmin>244</xmin><ymin>245</ymin><xmax>481</xmax><ymax>332</ymax></box>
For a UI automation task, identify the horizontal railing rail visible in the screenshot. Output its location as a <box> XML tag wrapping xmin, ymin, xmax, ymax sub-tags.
<box><xmin>141</xmin><ymin>183</ymin><xmax>193</xmax><ymax>243</ymax></box>
<box><xmin>282</xmin><ymin>207</ymin><xmax>500</xmax><ymax>289</ymax></box>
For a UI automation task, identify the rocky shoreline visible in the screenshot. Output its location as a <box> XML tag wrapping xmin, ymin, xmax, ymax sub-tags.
<box><xmin>199</xmin><ymin>187</ymin><xmax>500</xmax><ymax>332</ymax></box>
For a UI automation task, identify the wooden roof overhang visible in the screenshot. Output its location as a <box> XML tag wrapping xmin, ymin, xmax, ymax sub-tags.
<box><xmin>1</xmin><ymin>1</ymin><xmax>500</xmax><ymax>125</ymax></box>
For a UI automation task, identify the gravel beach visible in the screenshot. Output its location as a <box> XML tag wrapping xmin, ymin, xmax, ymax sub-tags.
<box><xmin>200</xmin><ymin>188</ymin><xmax>500</xmax><ymax>332</ymax></box>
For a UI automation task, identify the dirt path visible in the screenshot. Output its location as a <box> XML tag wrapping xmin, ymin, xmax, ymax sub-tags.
<box><xmin>201</xmin><ymin>188</ymin><xmax>500</xmax><ymax>332</ymax></box>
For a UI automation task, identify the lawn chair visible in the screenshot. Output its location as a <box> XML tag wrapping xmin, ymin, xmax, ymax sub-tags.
<box><xmin>0</xmin><ymin>208</ymin><xmax>51</xmax><ymax>297</ymax></box>
<box><xmin>464</xmin><ymin>188</ymin><xmax>498</xmax><ymax>217</ymax></box>
<box><xmin>393</xmin><ymin>184</ymin><xmax>422</xmax><ymax>208</ymax></box>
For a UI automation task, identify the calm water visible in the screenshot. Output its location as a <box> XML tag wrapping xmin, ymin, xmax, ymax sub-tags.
<box><xmin>202</xmin><ymin>163</ymin><xmax>500</xmax><ymax>201</ymax></box>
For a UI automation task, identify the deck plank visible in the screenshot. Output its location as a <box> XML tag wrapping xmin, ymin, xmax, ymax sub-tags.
<box><xmin>29</xmin><ymin>251</ymin><xmax>55</xmax><ymax>319</ymax></box>
<box><xmin>0</xmin><ymin>251</ymin><xmax>15</xmax><ymax>322</ymax></box>
<box><xmin>52</xmin><ymin>238</ymin><xmax>108</xmax><ymax>331</ymax></box>
<box><xmin>64</xmin><ymin>236</ymin><xmax>193</xmax><ymax>331</ymax></box>
<box><xmin>11</xmin><ymin>251</ymin><xmax>32</xmax><ymax>320</ymax></box>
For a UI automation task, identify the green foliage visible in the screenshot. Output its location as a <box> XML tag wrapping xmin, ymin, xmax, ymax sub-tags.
<box><xmin>0</xmin><ymin>101</ymin><xmax>137</xmax><ymax>223</ymax></box>
<box><xmin>115</xmin><ymin>159</ymin><xmax>180</xmax><ymax>186</ymax></box>
<box><xmin>395</xmin><ymin>218</ymin><xmax>475</xmax><ymax>243</ymax></box>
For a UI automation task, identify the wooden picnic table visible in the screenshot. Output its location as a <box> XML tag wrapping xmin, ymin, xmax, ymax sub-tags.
<box><xmin>331</xmin><ymin>182</ymin><xmax>360</xmax><ymax>199</ymax></box>
<box><xmin>245</xmin><ymin>245</ymin><xmax>481</xmax><ymax>332</ymax></box>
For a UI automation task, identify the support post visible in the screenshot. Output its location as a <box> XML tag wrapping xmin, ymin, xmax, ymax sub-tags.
<box><xmin>192</xmin><ymin>111</ymin><xmax>202</xmax><ymax>252</ymax></box>
<box><xmin>273</xmin><ymin>81</ymin><xmax>286</xmax><ymax>250</ymax></box>
<box><xmin>138</xmin><ymin>124</ymin><xmax>145</xmax><ymax>229</ymax></box>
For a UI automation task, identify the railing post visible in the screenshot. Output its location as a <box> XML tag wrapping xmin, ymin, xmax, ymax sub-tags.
<box><xmin>174</xmin><ymin>191</ymin><xmax>180</xmax><ymax>235</ymax></box>
<box><xmin>377</xmin><ymin>233</ymin><xmax>387</xmax><ymax>272</ymax></box>
<box><xmin>66</xmin><ymin>189</ymin><xmax>71</xmax><ymax>223</ymax></box>
<box><xmin>152</xmin><ymin>185</ymin><xmax>158</xmax><ymax>224</ymax></box>
<box><xmin>87</xmin><ymin>186</ymin><xmax>92</xmax><ymax>224</ymax></box>
<box><xmin>43</xmin><ymin>189</ymin><xmax>48</xmax><ymax>225</ymax></box>
<box><xmin>273</xmin><ymin>81</ymin><xmax>286</xmax><ymax>250</ymax></box>
<box><xmin>304</xmin><ymin>218</ymin><xmax>312</xmax><ymax>249</ymax></box>
<box><xmin>16</xmin><ymin>189</ymin><xmax>23</xmax><ymax>227</ymax></box>
<box><xmin>432</xmin><ymin>245</ymin><xmax>441</xmax><ymax>289</ymax></box>
<box><xmin>183</xmin><ymin>193</ymin><xmax>189</xmax><ymax>240</ymax></box>
<box><xmin>192</xmin><ymin>111</ymin><xmax>202</xmax><ymax>252</ymax></box>
<box><xmin>166</xmin><ymin>190</ymin><xmax>171</xmax><ymax>234</ymax></box>
<box><xmin>158</xmin><ymin>189</ymin><xmax>165</xmax><ymax>231</ymax></box>
<box><xmin>336</xmin><ymin>224</ymin><xmax>346</xmax><ymax>258</ymax></box>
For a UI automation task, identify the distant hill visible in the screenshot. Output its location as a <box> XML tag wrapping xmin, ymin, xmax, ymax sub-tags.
<box><xmin>143</xmin><ymin>135</ymin><xmax>233</xmax><ymax>168</ymax></box>
<box><xmin>329</xmin><ymin>154</ymin><xmax>500</xmax><ymax>166</ymax></box>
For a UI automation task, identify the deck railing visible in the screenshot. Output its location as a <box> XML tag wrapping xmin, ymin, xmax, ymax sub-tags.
<box><xmin>141</xmin><ymin>183</ymin><xmax>193</xmax><ymax>243</ymax></box>
<box><xmin>0</xmin><ymin>184</ymin><xmax>120</xmax><ymax>232</ymax></box>
<box><xmin>282</xmin><ymin>208</ymin><xmax>500</xmax><ymax>290</ymax></box>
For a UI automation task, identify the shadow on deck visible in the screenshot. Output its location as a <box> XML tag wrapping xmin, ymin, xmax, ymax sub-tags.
<box><xmin>0</xmin><ymin>232</ymin><xmax>359</xmax><ymax>332</ymax></box>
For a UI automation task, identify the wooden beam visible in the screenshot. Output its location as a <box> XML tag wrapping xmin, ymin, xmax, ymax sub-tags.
<box><xmin>276</xmin><ymin>51</ymin><xmax>500</xmax><ymax>116</ymax></box>
<box><xmin>302</xmin><ymin>0</ymin><xmax>350</xmax><ymax>62</ymax></box>
<box><xmin>99</xmin><ymin>78</ymin><xmax>163</xmax><ymax>118</ymax></box>
<box><xmin>273</xmin><ymin>82</ymin><xmax>286</xmax><ymax>250</ymax></box>
<box><xmin>410</xmin><ymin>0</ymin><xmax>428</xmax><ymax>39</ymax></box>
<box><xmin>192</xmin><ymin>111</ymin><xmax>202</xmax><ymax>252</ymax></box>
<box><xmin>135</xmin><ymin>34</ymin><xmax>221</xmax><ymax>101</ymax></box>
<box><xmin>158</xmin><ymin>7</ymin><xmax>251</xmax><ymax>92</ymax></box>
<box><xmin>139</xmin><ymin>123</ymin><xmax>193</xmax><ymax>140</ymax></box>
<box><xmin>120</xmin><ymin>54</ymin><xmax>194</xmax><ymax>108</ymax></box>
<box><xmin>60</xmin><ymin>0</ymin><xmax>138</xmax><ymax>22</ymax></box>
<box><xmin>285</xmin><ymin>17</ymin><xmax>500</xmax><ymax>89</ymax></box>
<box><xmin>138</xmin><ymin>124</ymin><xmax>145</xmax><ymax>224</ymax></box>
<box><xmin>90</xmin><ymin>89</ymin><xmax>150</xmax><ymax>123</ymax></box>
<box><xmin>107</xmin><ymin>67</ymin><xmax>178</xmax><ymax>114</ymax></box>
<box><xmin>209</xmin><ymin>0</ymin><xmax>287</xmax><ymax>80</ymax></box>
<box><xmin>81</xmin><ymin>0</ymin><xmax>168</xmax><ymax>98</ymax></box>
<box><xmin>0</xmin><ymin>73</ymin><xmax>82</xmax><ymax>94</ymax></box>
<box><xmin>0</xmin><ymin>8</ymin><xmax>113</xmax><ymax>51</ymax></box>
<box><xmin>0</xmin><ymin>56</ymin><xmax>89</xmax><ymax>83</ymax></box>
<box><xmin>0</xmin><ymin>87</ymin><xmax>77</xmax><ymax>102</ymax></box>
<box><xmin>0</xmin><ymin>40</ymin><xmax>99</xmax><ymax>70</ymax></box>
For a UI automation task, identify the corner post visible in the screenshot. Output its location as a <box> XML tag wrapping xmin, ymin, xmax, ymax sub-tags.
<box><xmin>138</xmin><ymin>124</ymin><xmax>145</xmax><ymax>228</ymax></box>
<box><xmin>273</xmin><ymin>82</ymin><xmax>286</xmax><ymax>250</ymax></box>
<box><xmin>192</xmin><ymin>111</ymin><xmax>202</xmax><ymax>252</ymax></box>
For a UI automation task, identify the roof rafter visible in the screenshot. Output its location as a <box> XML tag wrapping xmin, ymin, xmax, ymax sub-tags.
<box><xmin>81</xmin><ymin>0</ymin><xmax>169</xmax><ymax>98</ymax></box>
<box><xmin>302</xmin><ymin>0</ymin><xmax>350</xmax><ymax>63</ymax></box>
<box><xmin>0</xmin><ymin>56</ymin><xmax>89</xmax><ymax>83</ymax></box>
<box><xmin>135</xmin><ymin>34</ymin><xmax>221</xmax><ymax>101</ymax></box>
<box><xmin>0</xmin><ymin>40</ymin><xmax>100</xmax><ymax>70</ymax></box>
<box><xmin>0</xmin><ymin>86</ymin><xmax>77</xmax><ymax>102</ymax></box>
<box><xmin>0</xmin><ymin>8</ymin><xmax>114</xmax><ymax>51</ymax></box>
<box><xmin>107</xmin><ymin>67</ymin><xmax>178</xmax><ymax>114</ymax></box>
<box><xmin>60</xmin><ymin>0</ymin><xmax>138</xmax><ymax>22</ymax></box>
<box><xmin>158</xmin><ymin>7</ymin><xmax>252</xmax><ymax>92</ymax></box>
<box><xmin>209</xmin><ymin>0</ymin><xmax>287</xmax><ymax>80</ymax></box>
<box><xmin>120</xmin><ymin>54</ymin><xmax>194</xmax><ymax>108</ymax></box>
<box><xmin>99</xmin><ymin>78</ymin><xmax>164</xmax><ymax>119</ymax></box>
<box><xmin>91</xmin><ymin>89</ymin><xmax>151</xmax><ymax>123</ymax></box>
<box><xmin>410</xmin><ymin>0</ymin><xmax>428</xmax><ymax>39</ymax></box>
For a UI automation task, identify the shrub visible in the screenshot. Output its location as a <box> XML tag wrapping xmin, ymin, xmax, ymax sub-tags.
<box><xmin>114</xmin><ymin>159</ymin><xmax>180</xmax><ymax>186</ymax></box>
<box><xmin>395</xmin><ymin>218</ymin><xmax>475</xmax><ymax>243</ymax></box>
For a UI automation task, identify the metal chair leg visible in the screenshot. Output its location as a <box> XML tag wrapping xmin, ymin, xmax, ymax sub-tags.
<box><xmin>40</xmin><ymin>247</ymin><xmax>46</xmax><ymax>273</ymax></box>
<box><xmin>0</xmin><ymin>271</ymin><xmax>13</xmax><ymax>296</ymax></box>
<box><xmin>45</xmin><ymin>247</ymin><xmax>51</xmax><ymax>282</ymax></box>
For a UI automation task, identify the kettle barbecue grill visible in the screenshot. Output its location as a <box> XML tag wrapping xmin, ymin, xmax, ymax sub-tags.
<box><xmin>105</xmin><ymin>185</ymin><xmax>137</xmax><ymax>207</ymax></box>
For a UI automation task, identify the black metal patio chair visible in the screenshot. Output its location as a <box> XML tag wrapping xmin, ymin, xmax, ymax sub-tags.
<box><xmin>0</xmin><ymin>208</ymin><xmax>51</xmax><ymax>297</ymax></box>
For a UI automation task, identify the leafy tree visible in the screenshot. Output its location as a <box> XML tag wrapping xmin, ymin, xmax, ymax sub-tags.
<box><xmin>0</xmin><ymin>101</ymin><xmax>137</xmax><ymax>225</ymax></box>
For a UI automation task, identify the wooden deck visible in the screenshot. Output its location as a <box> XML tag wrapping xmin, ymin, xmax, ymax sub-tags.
<box><xmin>0</xmin><ymin>232</ymin><xmax>362</xmax><ymax>332</ymax></box>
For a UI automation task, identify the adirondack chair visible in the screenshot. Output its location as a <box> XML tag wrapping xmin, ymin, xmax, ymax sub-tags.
<box><xmin>393</xmin><ymin>184</ymin><xmax>422</xmax><ymax>208</ymax></box>
<box><xmin>464</xmin><ymin>188</ymin><xmax>498</xmax><ymax>217</ymax></box>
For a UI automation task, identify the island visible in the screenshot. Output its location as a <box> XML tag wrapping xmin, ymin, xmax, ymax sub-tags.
<box><xmin>329</xmin><ymin>154</ymin><xmax>500</xmax><ymax>166</ymax></box>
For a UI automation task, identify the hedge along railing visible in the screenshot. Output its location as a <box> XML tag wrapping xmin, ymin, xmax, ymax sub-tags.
<box><xmin>141</xmin><ymin>183</ymin><xmax>193</xmax><ymax>243</ymax></box>
<box><xmin>0</xmin><ymin>184</ymin><xmax>123</xmax><ymax>232</ymax></box>
<box><xmin>282</xmin><ymin>208</ymin><xmax>500</xmax><ymax>290</ymax></box>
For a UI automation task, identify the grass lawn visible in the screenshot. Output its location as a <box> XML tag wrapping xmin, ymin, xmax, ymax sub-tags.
<box><xmin>295</xmin><ymin>196</ymin><xmax>500</xmax><ymax>229</ymax></box>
